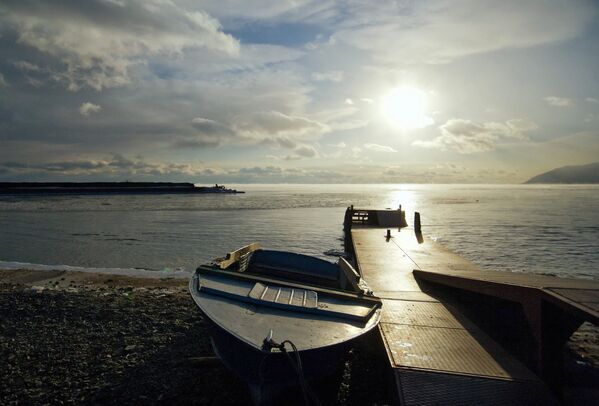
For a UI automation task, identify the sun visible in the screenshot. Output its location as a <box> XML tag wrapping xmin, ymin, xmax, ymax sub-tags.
<box><xmin>381</xmin><ymin>86</ymin><xmax>433</xmax><ymax>129</ymax></box>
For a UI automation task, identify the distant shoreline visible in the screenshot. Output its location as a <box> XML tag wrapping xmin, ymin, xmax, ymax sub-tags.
<box><xmin>0</xmin><ymin>182</ymin><xmax>244</xmax><ymax>195</ymax></box>
<box><xmin>524</xmin><ymin>162</ymin><xmax>599</xmax><ymax>184</ymax></box>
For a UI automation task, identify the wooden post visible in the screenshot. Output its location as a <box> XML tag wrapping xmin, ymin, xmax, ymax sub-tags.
<box><xmin>414</xmin><ymin>212</ymin><xmax>421</xmax><ymax>232</ymax></box>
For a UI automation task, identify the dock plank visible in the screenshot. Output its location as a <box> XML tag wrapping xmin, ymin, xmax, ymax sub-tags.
<box><xmin>381</xmin><ymin>323</ymin><xmax>537</xmax><ymax>380</ymax></box>
<box><xmin>380</xmin><ymin>300</ymin><xmax>475</xmax><ymax>330</ymax></box>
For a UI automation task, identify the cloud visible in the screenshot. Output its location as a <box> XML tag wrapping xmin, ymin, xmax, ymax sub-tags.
<box><xmin>172</xmin><ymin>111</ymin><xmax>330</xmax><ymax>150</ymax></box>
<box><xmin>267</xmin><ymin>143</ymin><xmax>319</xmax><ymax>161</ymax></box>
<box><xmin>235</xmin><ymin>111</ymin><xmax>329</xmax><ymax>140</ymax></box>
<box><xmin>190</xmin><ymin>117</ymin><xmax>234</xmax><ymax>136</ymax></box>
<box><xmin>333</xmin><ymin>0</ymin><xmax>596</xmax><ymax>64</ymax></box>
<box><xmin>382</xmin><ymin>166</ymin><xmax>402</xmax><ymax>176</ymax></box>
<box><xmin>13</xmin><ymin>60</ymin><xmax>42</xmax><ymax>72</ymax></box>
<box><xmin>171</xmin><ymin>117</ymin><xmax>235</xmax><ymax>148</ymax></box>
<box><xmin>311</xmin><ymin>70</ymin><xmax>344</xmax><ymax>82</ymax></box>
<box><xmin>351</xmin><ymin>146</ymin><xmax>362</xmax><ymax>158</ymax></box>
<box><xmin>294</xmin><ymin>144</ymin><xmax>318</xmax><ymax>158</ymax></box>
<box><xmin>0</xmin><ymin>0</ymin><xmax>596</xmax><ymax>182</ymax></box>
<box><xmin>377</xmin><ymin>162</ymin><xmax>519</xmax><ymax>183</ymax></box>
<box><xmin>0</xmin><ymin>64</ymin><xmax>318</xmax><ymax>158</ymax></box>
<box><xmin>0</xmin><ymin>154</ymin><xmax>203</xmax><ymax>178</ymax></box>
<box><xmin>0</xmin><ymin>73</ymin><xmax>6</xmax><ymax>86</ymax></box>
<box><xmin>79</xmin><ymin>102</ymin><xmax>102</xmax><ymax>116</ymax></box>
<box><xmin>544</xmin><ymin>96</ymin><xmax>573</xmax><ymax>107</ymax></box>
<box><xmin>413</xmin><ymin>118</ymin><xmax>538</xmax><ymax>153</ymax></box>
<box><xmin>364</xmin><ymin>143</ymin><xmax>397</xmax><ymax>152</ymax></box>
<box><xmin>227</xmin><ymin>165</ymin><xmax>349</xmax><ymax>183</ymax></box>
<box><xmin>505</xmin><ymin>118</ymin><xmax>539</xmax><ymax>133</ymax></box>
<box><xmin>0</xmin><ymin>152</ymin><xmax>554</xmax><ymax>183</ymax></box>
<box><xmin>585</xmin><ymin>97</ymin><xmax>599</xmax><ymax>103</ymax></box>
<box><xmin>0</xmin><ymin>0</ymin><xmax>239</xmax><ymax>91</ymax></box>
<box><xmin>167</xmin><ymin>43</ymin><xmax>304</xmax><ymax>78</ymax></box>
<box><xmin>188</xmin><ymin>0</ymin><xmax>333</xmax><ymax>22</ymax></box>
<box><xmin>312</xmin><ymin>105</ymin><xmax>368</xmax><ymax>132</ymax></box>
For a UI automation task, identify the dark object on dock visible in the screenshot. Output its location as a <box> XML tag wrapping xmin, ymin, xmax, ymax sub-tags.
<box><xmin>343</xmin><ymin>206</ymin><xmax>407</xmax><ymax>254</ymax></box>
<box><xmin>344</xmin><ymin>205</ymin><xmax>407</xmax><ymax>228</ymax></box>
<box><xmin>189</xmin><ymin>243</ymin><xmax>381</xmax><ymax>404</ymax></box>
<box><xmin>414</xmin><ymin>212</ymin><xmax>421</xmax><ymax>232</ymax></box>
<box><xmin>0</xmin><ymin>182</ymin><xmax>244</xmax><ymax>195</ymax></box>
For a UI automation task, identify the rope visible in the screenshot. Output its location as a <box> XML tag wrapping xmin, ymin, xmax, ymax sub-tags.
<box><xmin>261</xmin><ymin>337</ymin><xmax>322</xmax><ymax>406</ymax></box>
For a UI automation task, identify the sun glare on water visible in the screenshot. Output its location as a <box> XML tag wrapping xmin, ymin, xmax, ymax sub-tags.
<box><xmin>381</xmin><ymin>86</ymin><xmax>433</xmax><ymax>130</ymax></box>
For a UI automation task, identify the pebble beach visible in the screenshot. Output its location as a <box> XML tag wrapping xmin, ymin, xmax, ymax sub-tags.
<box><xmin>0</xmin><ymin>269</ymin><xmax>391</xmax><ymax>405</ymax></box>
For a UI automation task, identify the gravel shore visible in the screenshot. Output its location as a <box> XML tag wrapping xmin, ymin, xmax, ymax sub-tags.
<box><xmin>0</xmin><ymin>270</ymin><xmax>252</xmax><ymax>405</ymax></box>
<box><xmin>1</xmin><ymin>269</ymin><xmax>597</xmax><ymax>405</ymax></box>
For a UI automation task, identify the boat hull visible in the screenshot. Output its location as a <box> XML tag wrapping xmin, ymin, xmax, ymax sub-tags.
<box><xmin>205</xmin><ymin>316</ymin><xmax>349</xmax><ymax>402</ymax></box>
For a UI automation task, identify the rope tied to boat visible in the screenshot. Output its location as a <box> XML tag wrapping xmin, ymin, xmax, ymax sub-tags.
<box><xmin>260</xmin><ymin>335</ymin><xmax>321</xmax><ymax>406</ymax></box>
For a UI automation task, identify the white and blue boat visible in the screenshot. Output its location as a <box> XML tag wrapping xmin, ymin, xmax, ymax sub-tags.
<box><xmin>189</xmin><ymin>243</ymin><xmax>381</xmax><ymax>403</ymax></box>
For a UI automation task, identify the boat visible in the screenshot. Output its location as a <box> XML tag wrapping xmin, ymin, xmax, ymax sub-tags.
<box><xmin>189</xmin><ymin>243</ymin><xmax>382</xmax><ymax>403</ymax></box>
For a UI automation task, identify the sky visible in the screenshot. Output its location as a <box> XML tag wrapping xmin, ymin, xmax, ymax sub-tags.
<box><xmin>1</xmin><ymin>0</ymin><xmax>598</xmax><ymax>183</ymax></box>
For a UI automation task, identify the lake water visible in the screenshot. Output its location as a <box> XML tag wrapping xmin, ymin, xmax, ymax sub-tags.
<box><xmin>0</xmin><ymin>184</ymin><xmax>598</xmax><ymax>280</ymax></box>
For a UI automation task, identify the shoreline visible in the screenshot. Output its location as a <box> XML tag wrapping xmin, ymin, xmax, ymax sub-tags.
<box><xmin>1</xmin><ymin>269</ymin><xmax>598</xmax><ymax>404</ymax></box>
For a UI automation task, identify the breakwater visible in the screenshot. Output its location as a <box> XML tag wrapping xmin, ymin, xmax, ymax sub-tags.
<box><xmin>0</xmin><ymin>182</ymin><xmax>243</xmax><ymax>195</ymax></box>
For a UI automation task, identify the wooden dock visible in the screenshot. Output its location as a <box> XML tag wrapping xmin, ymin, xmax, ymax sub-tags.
<box><xmin>344</xmin><ymin>207</ymin><xmax>599</xmax><ymax>405</ymax></box>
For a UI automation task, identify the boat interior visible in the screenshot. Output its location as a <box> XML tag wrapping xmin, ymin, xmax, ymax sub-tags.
<box><xmin>204</xmin><ymin>243</ymin><xmax>372</xmax><ymax>295</ymax></box>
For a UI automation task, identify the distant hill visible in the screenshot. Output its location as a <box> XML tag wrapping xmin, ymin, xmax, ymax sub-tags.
<box><xmin>525</xmin><ymin>162</ymin><xmax>599</xmax><ymax>184</ymax></box>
